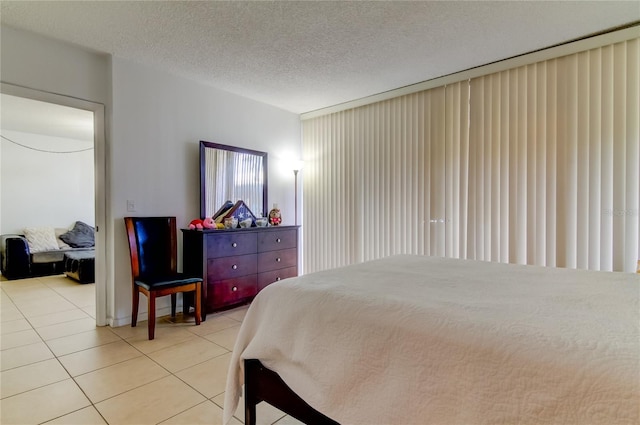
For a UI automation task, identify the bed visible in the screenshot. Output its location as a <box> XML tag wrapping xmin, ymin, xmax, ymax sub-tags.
<box><xmin>223</xmin><ymin>255</ymin><xmax>640</xmax><ymax>425</ymax></box>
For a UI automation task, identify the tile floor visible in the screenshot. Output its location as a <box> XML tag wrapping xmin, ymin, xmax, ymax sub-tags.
<box><xmin>0</xmin><ymin>274</ymin><xmax>301</xmax><ymax>425</ymax></box>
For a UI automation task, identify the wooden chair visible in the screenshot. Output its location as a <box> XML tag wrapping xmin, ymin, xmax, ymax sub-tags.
<box><xmin>124</xmin><ymin>217</ymin><xmax>202</xmax><ymax>340</ymax></box>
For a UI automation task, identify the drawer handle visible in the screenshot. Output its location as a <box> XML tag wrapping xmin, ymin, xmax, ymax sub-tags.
<box><xmin>276</xmin><ymin>277</ymin><xmax>282</xmax><ymax>281</ymax></box>
<box><xmin>276</xmin><ymin>238</ymin><xmax>281</xmax><ymax>243</ymax></box>
<box><xmin>276</xmin><ymin>257</ymin><xmax>281</xmax><ymax>262</ymax></box>
<box><xmin>232</xmin><ymin>264</ymin><xmax>238</xmax><ymax>270</ymax></box>
<box><xmin>232</xmin><ymin>286</ymin><xmax>238</xmax><ymax>292</ymax></box>
<box><xmin>232</xmin><ymin>242</ymin><xmax>237</xmax><ymax>248</ymax></box>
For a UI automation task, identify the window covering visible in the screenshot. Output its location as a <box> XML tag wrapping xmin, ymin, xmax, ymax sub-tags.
<box><xmin>302</xmin><ymin>37</ymin><xmax>639</xmax><ymax>273</ymax></box>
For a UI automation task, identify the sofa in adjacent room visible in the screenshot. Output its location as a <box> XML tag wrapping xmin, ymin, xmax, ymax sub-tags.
<box><xmin>0</xmin><ymin>221</ymin><xmax>95</xmax><ymax>282</ymax></box>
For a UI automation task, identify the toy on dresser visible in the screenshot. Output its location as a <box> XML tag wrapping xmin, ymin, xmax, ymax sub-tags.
<box><xmin>188</xmin><ymin>217</ymin><xmax>217</xmax><ymax>230</ymax></box>
<box><xmin>268</xmin><ymin>204</ymin><xmax>282</xmax><ymax>226</ymax></box>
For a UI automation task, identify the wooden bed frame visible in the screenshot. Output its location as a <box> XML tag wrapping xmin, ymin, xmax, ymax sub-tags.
<box><xmin>244</xmin><ymin>359</ymin><xmax>340</xmax><ymax>425</ymax></box>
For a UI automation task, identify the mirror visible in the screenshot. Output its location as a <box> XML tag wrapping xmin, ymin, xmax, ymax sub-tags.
<box><xmin>200</xmin><ymin>141</ymin><xmax>268</xmax><ymax>219</ymax></box>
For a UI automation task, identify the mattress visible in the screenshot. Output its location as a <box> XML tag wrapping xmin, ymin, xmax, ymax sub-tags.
<box><xmin>224</xmin><ymin>255</ymin><xmax>640</xmax><ymax>425</ymax></box>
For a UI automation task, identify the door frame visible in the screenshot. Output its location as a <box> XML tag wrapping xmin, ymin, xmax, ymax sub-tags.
<box><xmin>1</xmin><ymin>82</ymin><xmax>108</xmax><ymax>326</ymax></box>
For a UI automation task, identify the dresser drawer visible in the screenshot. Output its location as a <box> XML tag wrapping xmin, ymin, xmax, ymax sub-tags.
<box><xmin>208</xmin><ymin>275</ymin><xmax>257</xmax><ymax>308</ymax></box>
<box><xmin>207</xmin><ymin>254</ymin><xmax>257</xmax><ymax>280</ymax></box>
<box><xmin>257</xmin><ymin>248</ymin><xmax>297</xmax><ymax>272</ymax></box>
<box><xmin>257</xmin><ymin>266</ymin><xmax>298</xmax><ymax>291</ymax></box>
<box><xmin>206</xmin><ymin>232</ymin><xmax>257</xmax><ymax>258</ymax></box>
<box><xmin>258</xmin><ymin>229</ymin><xmax>297</xmax><ymax>252</ymax></box>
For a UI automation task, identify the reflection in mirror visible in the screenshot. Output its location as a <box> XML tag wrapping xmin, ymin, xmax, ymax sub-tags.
<box><xmin>200</xmin><ymin>141</ymin><xmax>268</xmax><ymax>219</ymax></box>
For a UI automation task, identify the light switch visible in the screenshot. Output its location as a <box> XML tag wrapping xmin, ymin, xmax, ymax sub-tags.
<box><xmin>127</xmin><ymin>200</ymin><xmax>136</xmax><ymax>212</ymax></box>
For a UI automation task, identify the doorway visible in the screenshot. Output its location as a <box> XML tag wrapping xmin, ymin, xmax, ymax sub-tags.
<box><xmin>1</xmin><ymin>82</ymin><xmax>107</xmax><ymax>326</ymax></box>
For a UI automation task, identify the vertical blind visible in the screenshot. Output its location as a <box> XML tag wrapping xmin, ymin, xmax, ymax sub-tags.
<box><xmin>302</xmin><ymin>37</ymin><xmax>639</xmax><ymax>274</ymax></box>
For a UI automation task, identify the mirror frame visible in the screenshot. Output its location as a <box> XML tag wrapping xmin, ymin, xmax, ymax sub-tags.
<box><xmin>200</xmin><ymin>140</ymin><xmax>268</xmax><ymax>219</ymax></box>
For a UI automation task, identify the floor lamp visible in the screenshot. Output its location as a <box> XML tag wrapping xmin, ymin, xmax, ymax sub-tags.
<box><xmin>293</xmin><ymin>161</ymin><xmax>304</xmax><ymax>226</ymax></box>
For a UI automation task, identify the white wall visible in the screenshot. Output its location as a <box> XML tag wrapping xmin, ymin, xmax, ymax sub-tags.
<box><xmin>0</xmin><ymin>26</ymin><xmax>110</xmax><ymax>105</ymax></box>
<box><xmin>109</xmin><ymin>59</ymin><xmax>301</xmax><ymax>325</ymax></box>
<box><xmin>0</xmin><ymin>130</ymin><xmax>94</xmax><ymax>234</ymax></box>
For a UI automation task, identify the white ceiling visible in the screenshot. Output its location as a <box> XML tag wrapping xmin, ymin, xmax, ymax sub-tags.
<box><xmin>1</xmin><ymin>1</ymin><xmax>639</xmax><ymax>115</ymax></box>
<box><xmin>0</xmin><ymin>94</ymin><xmax>94</xmax><ymax>142</ymax></box>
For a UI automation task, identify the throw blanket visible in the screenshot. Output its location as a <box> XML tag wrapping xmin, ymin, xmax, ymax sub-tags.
<box><xmin>224</xmin><ymin>255</ymin><xmax>640</xmax><ymax>425</ymax></box>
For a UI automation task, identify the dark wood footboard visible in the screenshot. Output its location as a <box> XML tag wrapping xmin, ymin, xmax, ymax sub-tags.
<box><xmin>244</xmin><ymin>359</ymin><xmax>340</xmax><ymax>425</ymax></box>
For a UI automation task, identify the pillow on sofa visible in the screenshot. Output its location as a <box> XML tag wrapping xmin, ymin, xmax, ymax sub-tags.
<box><xmin>24</xmin><ymin>226</ymin><xmax>59</xmax><ymax>253</ymax></box>
<box><xmin>60</xmin><ymin>221</ymin><xmax>95</xmax><ymax>248</ymax></box>
<box><xmin>55</xmin><ymin>228</ymin><xmax>71</xmax><ymax>249</ymax></box>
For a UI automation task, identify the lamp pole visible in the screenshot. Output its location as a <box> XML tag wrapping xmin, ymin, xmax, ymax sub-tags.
<box><xmin>294</xmin><ymin>169</ymin><xmax>299</xmax><ymax>226</ymax></box>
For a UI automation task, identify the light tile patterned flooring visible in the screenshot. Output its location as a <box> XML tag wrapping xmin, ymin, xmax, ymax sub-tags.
<box><xmin>0</xmin><ymin>274</ymin><xmax>301</xmax><ymax>425</ymax></box>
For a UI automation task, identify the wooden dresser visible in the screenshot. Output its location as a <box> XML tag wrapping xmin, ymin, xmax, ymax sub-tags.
<box><xmin>182</xmin><ymin>225</ymin><xmax>299</xmax><ymax>318</ymax></box>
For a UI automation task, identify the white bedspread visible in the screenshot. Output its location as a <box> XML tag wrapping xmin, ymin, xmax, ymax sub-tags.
<box><xmin>224</xmin><ymin>255</ymin><xmax>640</xmax><ymax>425</ymax></box>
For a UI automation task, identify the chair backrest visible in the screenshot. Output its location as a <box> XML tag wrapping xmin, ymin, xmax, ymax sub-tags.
<box><xmin>124</xmin><ymin>217</ymin><xmax>177</xmax><ymax>279</ymax></box>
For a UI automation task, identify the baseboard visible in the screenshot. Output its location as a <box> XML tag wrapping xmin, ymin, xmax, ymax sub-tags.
<box><xmin>109</xmin><ymin>305</ymin><xmax>173</xmax><ymax>328</ymax></box>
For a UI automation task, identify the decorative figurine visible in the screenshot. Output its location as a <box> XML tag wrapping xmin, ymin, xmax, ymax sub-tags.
<box><xmin>268</xmin><ymin>204</ymin><xmax>282</xmax><ymax>226</ymax></box>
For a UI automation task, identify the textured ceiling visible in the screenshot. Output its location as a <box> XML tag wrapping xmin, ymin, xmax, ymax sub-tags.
<box><xmin>1</xmin><ymin>1</ymin><xmax>639</xmax><ymax>114</ymax></box>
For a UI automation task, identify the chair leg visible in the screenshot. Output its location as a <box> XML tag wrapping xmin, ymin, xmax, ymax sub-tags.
<box><xmin>131</xmin><ymin>286</ymin><xmax>139</xmax><ymax>328</ymax></box>
<box><xmin>170</xmin><ymin>293</ymin><xmax>177</xmax><ymax>318</ymax></box>
<box><xmin>182</xmin><ymin>292</ymin><xmax>191</xmax><ymax>316</ymax></box>
<box><xmin>194</xmin><ymin>283</ymin><xmax>202</xmax><ymax>326</ymax></box>
<box><xmin>148</xmin><ymin>292</ymin><xmax>156</xmax><ymax>340</ymax></box>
